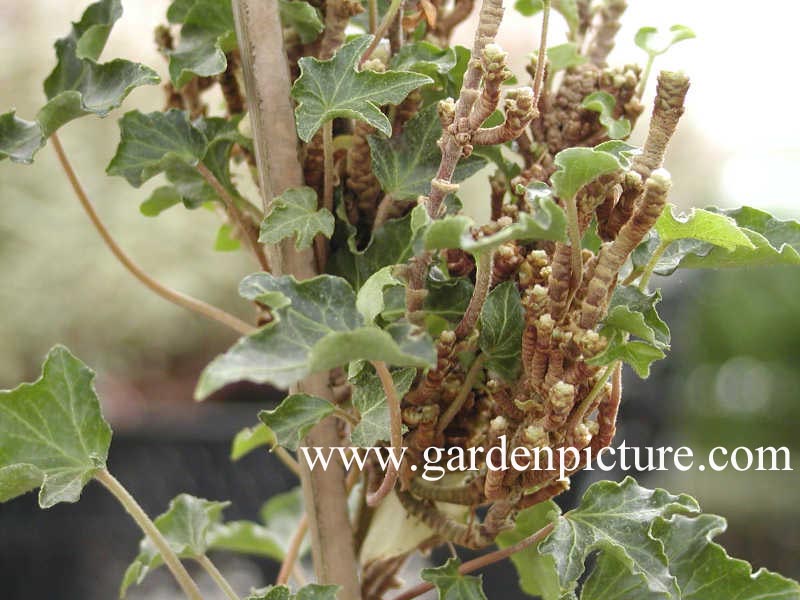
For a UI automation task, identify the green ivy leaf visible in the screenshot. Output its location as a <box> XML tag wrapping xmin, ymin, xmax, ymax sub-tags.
<box><xmin>540</xmin><ymin>477</ymin><xmax>699</xmax><ymax>598</ymax></box>
<box><xmin>635</xmin><ymin>25</ymin><xmax>696</xmax><ymax>58</ymax></box>
<box><xmin>544</xmin><ymin>43</ymin><xmax>587</xmax><ymax>74</ymax></box>
<box><xmin>121</xmin><ymin>494</ymin><xmax>229</xmax><ymax>597</ymax></box>
<box><xmin>260</xmin><ymin>186</ymin><xmax>334</xmax><ymax>250</ymax></box>
<box><xmin>259</xmin><ymin>394</ymin><xmax>336</xmax><ymax>451</ymax></box>
<box><xmin>230</xmin><ymin>423</ymin><xmax>275</xmax><ymax>461</ymax></box>
<box><xmin>140</xmin><ymin>186</ymin><xmax>183</xmax><ymax>216</ymax></box>
<box><xmin>381</xmin><ymin>276</ymin><xmax>474</xmax><ymax>328</ymax></box>
<box><xmin>279</xmin><ymin>0</ymin><xmax>324</xmax><ymax>44</ymax></box>
<box><xmin>291</xmin><ymin>35</ymin><xmax>432</xmax><ymax>141</ymax></box>
<box><xmin>515</xmin><ymin>0</ymin><xmax>579</xmax><ymax>33</ymax></box>
<box><xmin>357</xmin><ymin>266</ymin><xmax>403</xmax><ymax>323</ymax></box>
<box><xmin>168</xmin><ymin>0</ymin><xmax>237</xmax><ymax>88</ymax></box>
<box><xmin>390</xmin><ymin>41</ymin><xmax>458</xmax><ymax>84</ymax></box>
<box><xmin>582</xmin><ymin>514</ymin><xmax>800</xmax><ymax>599</ymax></box>
<box><xmin>208</xmin><ymin>487</ymin><xmax>306</xmax><ymax>561</ymax></box>
<box><xmin>656</xmin><ymin>205</ymin><xmax>755</xmax><ymax>251</ymax></box>
<box><xmin>581</xmin><ymin>92</ymin><xmax>631</xmax><ymax>140</ymax></box>
<box><xmin>422</xmin><ymin>558</ymin><xmax>488</xmax><ymax>600</ymax></box>
<box><xmin>246</xmin><ymin>584</ymin><xmax>340</xmax><ymax>600</ymax></box>
<box><xmin>424</xmin><ymin>192</ymin><xmax>567</xmax><ymax>254</ymax></box>
<box><xmin>0</xmin><ymin>0</ymin><xmax>158</xmax><ymax>163</ymax></box>
<box><xmin>479</xmin><ymin>282</ymin><xmax>525</xmax><ymax>382</ymax></box>
<box><xmin>368</xmin><ymin>104</ymin><xmax>487</xmax><ymax>201</ymax></box>
<box><xmin>350</xmin><ymin>366</ymin><xmax>415</xmax><ymax>447</ymax></box>
<box><xmin>551</xmin><ymin>145</ymin><xmax>624</xmax><ymax>200</ymax></box>
<box><xmin>496</xmin><ymin>500</ymin><xmax>562</xmax><ymax>600</ymax></box>
<box><xmin>215</xmin><ymin>223</ymin><xmax>242</xmax><ymax>251</ymax></box>
<box><xmin>0</xmin><ymin>346</ymin><xmax>112</xmax><ymax>508</ymax></box>
<box><xmin>196</xmin><ymin>273</ymin><xmax>435</xmax><ymax>398</ymax></box>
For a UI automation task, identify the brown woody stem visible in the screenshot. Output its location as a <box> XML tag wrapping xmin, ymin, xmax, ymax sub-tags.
<box><xmin>51</xmin><ymin>133</ymin><xmax>255</xmax><ymax>337</ymax></box>
<box><xmin>367</xmin><ymin>360</ymin><xmax>403</xmax><ymax>506</ymax></box>
<box><xmin>277</xmin><ymin>513</ymin><xmax>309</xmax><ymax>585</ymax></box>
<box><xmin>455</xmin><ymin>250</ymin><xmax>494</xmax><ymax>339</ymax></box>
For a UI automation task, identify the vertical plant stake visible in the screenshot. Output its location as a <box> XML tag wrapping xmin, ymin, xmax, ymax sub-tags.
<box><xmin>1</xmin><ymin>0</ymin><xmax>799</xmax><ymax>599</ymax></box>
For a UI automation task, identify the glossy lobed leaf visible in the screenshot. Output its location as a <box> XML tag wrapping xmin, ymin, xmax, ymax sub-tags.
<box><xmin>230</xmin><ymin>423</ymin><xmax>275</xmax><ymax>461</ymax></box>
<box><xmin>121</xmin><ymin>494</ymin><xmax>229</xmax><ymax>596</ymax></box>
<box><xmin>479</xmin><ymin>282</ymin><xmax>525</xmax><ymax>382</ymax></box>
<box><xmin>291</xmin><ymin>35</ymin><xmax>432</xmax><ymax>141</ymax></box>
<box><xmin>208</xmin><ymin>487</ymin><xmax>307</xmax><ymax>561</ymax></box>
<box><xmin>424</xmin><ymin>193</ymin><xmax>567</xmax><ymax>254</ymax></box>
<box><xmin>368</xmin><ymin>103</ymin><xmax>486</xmax><ymax>200</ymax></box>
<box><xmin>259</xmin><ymin>394</ymin><xmax>336</xmax><ymax>451</ymax></box>
<box><xmin>246</xmin><ymin>584</ymin><xmax>340</xmax><ymax>600</ymax></box>
<box><xmin>582</xmin><ymin>513</ymin><xmax>800</xmax><ymax>599</ymax></box>
<box><xmin>279</xmin><ymin>0</ymin><xmax>324</xmax><ymax>44</ymax></box>
<box><xmin>0</xmin><ymin>346</ymin><xmax>111</xmax><ymax>508</ymax></box>
<box><xmin>551</xmin><ymin>145</ymin><xmax>625</xmax><ymax>200</ymax></box>
<box><xmin>260</xmin><ymin>186</ymin><xmax>334</xmax><ymax>250</ymax></box>
<box><xmin>167</xmin><ymin>0</ymin><xmax>237</xmax><ymax>88</ymax></box>
<box><xmin>422</xmin><ymin>558</ymin><xmax>488</xmax><ymax>600</ymax></box>
<box><xmin>540</xmin><ymin>477</ymin><xmax>700</xmax><ymax>598</ymax></box>
<box><xmin>0</xmin><ymin>0</ymin><xmax>158</xmax><ymax>163</ymax></box>
<box><xmin>350</xmin><ymin>366</ymin><xmax>415</xmax><ymax>447</ymax></box>
<box><xmin>581</xmin><ymin>92</ymin><xmax>631</xmax><ymax>140</ymax></box>
<box><xmin>195</xmin><ymin>273</ymin><xmax>435</xmax><ymax>398</ymax></box>
<box><xmin>635</xmin><ymin>25</ymin><xmax>696</xmax><ymax>57</ymax></box>
<box><xmin>496</xmin><ymin>500</ymin><xmax>562</xmax><ymax>600</ymax></box>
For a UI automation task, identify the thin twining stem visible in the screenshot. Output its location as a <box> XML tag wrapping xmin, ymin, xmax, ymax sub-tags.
<box><xmin>51</xmin><ymin>133</ymin><xmax>255</xmax><ymax>336</ymax></box>
<box><xmin>95</xmin><ymin>469</ymin><xmax>203</xmax><ymax>600</ymax></box>
<box><xmin>531</xmin><ymin>0</ymin><xmax>551</xmax><ymax>108</ymax></box>
<box><xmin>437</xmin><ymin>354</ymin><xmax>486</xmax><ymax>435</ymax></box>
<box><xmin>277</xmin><ymin>513</ymin><xmax>309</xmax><ymax>585</ymax></box>
<box><xmin>367</xmin><ymin>360</ymin><xmax>402</xmax><ymax>507</ymax></box>
<box><xmin>391</xmin><ymin>521</ymin><xmax>555</xmax><ymax>600</ymax></box>
<box><xmin>360</xmin><ymin>0</ymin><xmax>403</xmax><ymax>66</ymax></box>
<box><xmin>197</xmin><ymin>555</ymin><xmax>239</xmax><ymax>600</ymax></box>
<box><xmin>454</xmin><ymin>250</ymin><xmax>493</xmax><ymax>340</ymax></box>
<box><xmin>273</xmin><ymin>446</ymin><xmax>302</xmax><ymax>477</ymax></box>
<box><xmin>196</xmin><ymin>162</ymin><xmax>270</xmax><ymax>272</ymax></box>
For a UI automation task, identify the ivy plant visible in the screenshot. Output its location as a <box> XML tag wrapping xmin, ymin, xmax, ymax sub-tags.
<box><xmin>1</xmin><ymin>0</ymin><xmax>799</xmax><ymax>599</ymax></box>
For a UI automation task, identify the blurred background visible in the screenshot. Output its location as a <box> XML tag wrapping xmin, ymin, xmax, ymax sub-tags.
<box><xmin>0</xmin><ymin>1</ymin><xmax>798</xmax><ymax>598</ymax></box>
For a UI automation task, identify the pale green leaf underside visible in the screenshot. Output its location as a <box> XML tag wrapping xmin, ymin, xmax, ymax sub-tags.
<box><xmin>0</xmin><ymin>346</ymin><xmax>111</xmax><ymax>508</ymax></box>
<box><xmin>259</xmin><ymin>394</ymin><xmax>335</xmax><ymax>451</ymax></box>
<box><xmin>260</xmin><ymin>186</ymin><xmax>334</xmax><ymax>250</ymax></box>
<box><xmin>230</xmin><ymin>423</ymin><xmax>276</xmax><ymax>460</ymax></box>
<box><xmin>291</xmin><ymin>35</ymin><xmax>432</xmax><ymax>141</ymax></box>
<box><xmin>195</xmin><ymin>273</ymin><xmax>435</xmax><ymax>398</ymax></box>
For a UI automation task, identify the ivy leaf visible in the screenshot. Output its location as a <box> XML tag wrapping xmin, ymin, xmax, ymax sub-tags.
<box><xmin>515</xmin><ymin>0</ymin><xmax>579</xmax><ymax>34</ymax></box>
<box><xmin>106</xmin><ymin>109</ymin><xmax>208</xmax><ymax>187</ymax></box>
<box><xmin>279</xmin><ymin>0</ymin><xmax>324</xmax><ymax>44</ymax></box>
<box><xmin>496</xmin><ymin>500</ymin><xmax>562</xmax><ymax>600</ymax></box>
<box><xmin>635</xmin><ymin>25</ymin><xmax>696</xmax><ymax>58</ymax></box>
<box><xmin>369</xmin><ymin>104</ymin><xmax>487</xmax><ymax>201</ymax></box>
<box><xmin>656</xmin><ymin>205</ymin><xmax>755</xmax><ymax>252</ymax></box>
<box><xmin>390</xmin><ymin>41</ymin><xmax>458</xmax><ymax>83</ymax></box>
<box><xmin>209</xmin><ymin>487</ymin><xmax>307</xmax><ymax>561</ymax></box>
<box><xmin>215</xmin><ymin>223</ymin><xmax>241</xmax><ymax>251</ymax></box>
<box><xmin>600</xmin><ymin>286</ymin><xmax>670</xmax><ymax>350</ymax></box>
<box><xmin>167</xmin><ymin>0</ymin><xmax>196</xmax><ymax>23</ymax></box>
<box><xmin>350</xmin><ymin>366</ymin><xmax>415</xmax><ymax>447</ymax></box>
<box><xmin>168</xmin><ymin>0</ymin><xmax>237</xmax><ymax>88</ymax></box>
<box><xmin>581</xmin><ymin>92</ymin><xmax>631</xmax><ymax>140</ymax></box>
<box><xmin>259</xmin><ymin>394</ymin><xmax>336</xmax><ymax>451</ymax></box>
<box><xmin>540</xmin><ymin>477</ymin><xmax>700</xmax><ymax>598</ymax></box>
<box><xmin>196</xmin><ymin>273</ymin><xmax>435</xmax><ymax>398</ymax></box>
<box><xmin>582</xmin><ymin>514</ymin><xmax>800</xmax><ymax>599</ymax></box>
<box><xmin>0</xmin><ymin>346</ymin><xmax>112</xmax><ymax>508</ymax></box>
<box><xmin>246</xmin><ymin>584</ymin><xmax>340</xmax><ymax>600</ymax></box>
<box><xmin>479</xmin><ymin>282</ymin><xmax>525</xmax><ymax>382</ymax></box>
<box><xmin>291</xmin><ymin>35</ymin><xmax>432</xmax><ymax>141</ymax></box>
<box><xmin>260</xmin><ymin>186</ymin><xmax>334</xmax><ymax>250</ymax></box>
<box><xmin>0</xmin><ymin>0</ymin><xmax>158</xmax><ymax>163</ymax></box>
<box><xmin>381</xmin><ymin>276</ymin><xmax>474</xmax><ymax>330</ymax></box>
<box><xmin>140</xmin><ymin>186</ymin><xmax>183</xmax><ymax>216</ymax></box>
<box><xmin>424</xmin><ymin>193</ymin><xmax>567</xmax><ymax>254</ymax></box>
<box><xmin>230</xmin><ymin>423</ymin><xmax>275</xmax><ymax>461</ymax></box>
<box><xmin>422</xmin><ymin>558</ymin><xmax>488</xmax><ymax>600</ymax></box>
<box><xmin>121</xmin><ymin>494</ymin><xmax>229</xmax><ymax>597</ymax></box>
<box><xmin>551</xmin><ymin>145</ymin><xmax>624</xmax><ymax>200</ymax></box>
<box><xmin>587</xmin><ymin>332</ymin><xmax>666</xmax><ymax>379</ymax></box>
<box><xmin>357</xmin><ymin>266</ymin><xmax>403</xmax><ymax>323</ymax></box>
<box><xmin>544</xmin><ymin>43</ymin><xmax>587</xmax><ymax>74</ymax></box>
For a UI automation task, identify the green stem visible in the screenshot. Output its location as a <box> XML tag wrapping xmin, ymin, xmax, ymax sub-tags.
<box><xmin>360</xmin><ymin>0</ymin><xmax>403</xmax><ymax>65</ymax></box>
<box><xmin>315</xmin><ymin>119</ymin><xmax>335</xmax><ymax>270</ymax></box>
<box><xmin>568</xmin><ymin>361</ymin><xmax>616</xmax><ymax>432</ymax></box>
<box><xmin>95</xmin><ymin>469</ymin><xmax>203</xmax><ymax>600</ymax></box>
<box><xmin>454</xmin><ymin>251</ymin><xmax>494</xmax><ymax>340</ymax></box>
<box><xmin>637</xmin><ymin>53</ymin><xmax>656</xmax><ymax>99</ymax></box>
<box><xmin>367</xmin><ymin>0</ymin><xmax>378</xmax><ymax>33</ymax></box>
<box><xmin>437</xmin><ymin>354</ymin><xmax>486</xmax><ymax>435</ymax></box>
<box><xmin>637</xmin><ymin>240</ymin><xmax>669</xmax><ymax>291</ymax></box>
<box><xmin>197</xmin><ymin>555</ymin><xmax>240</xmax><ymax>600</ymax></box>
<box><xmin>531</xmin><ymin>0</ymin><xmax>551</xmax><ymax>106</ymax></box>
